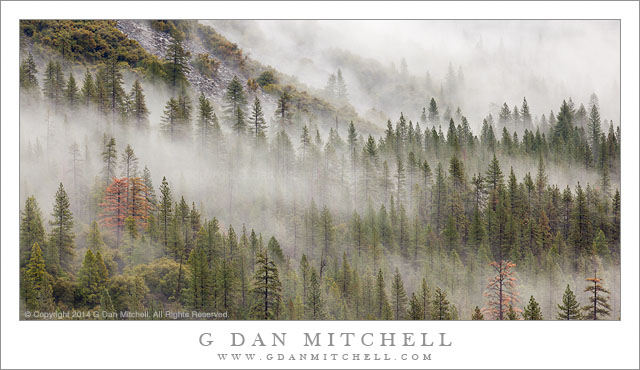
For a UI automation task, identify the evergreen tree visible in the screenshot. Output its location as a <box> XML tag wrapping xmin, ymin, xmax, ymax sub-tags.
<box><xmin>164</xmin><ymin>38</ymin><xmax>190</xmax><ymax>90</ymax></box>
<box><xmin>24</xmin><ymin>243</ymin><xmax>54</xmax><ymax>312</ymax></box>
<box><xmin>159</xmin><ymin>177</ymin><xmax>173</xmax><ymax>249</ymax></box>
<box><xmin>433</xmin><ymin>287</ymin><xmax>453</xmax><ymax>320</ymax></box>
<box><xmin>471</xmin><ymin>306</ymin><xmax>484</xmax><ymax>320</ymax></box>
<box><xmin>249</xmin><ymin>96</ymin><xmax>267</xmax><ymax>140</ymax></box>
<box><xmin>523</xmin><ymin>295</ymin><xmax>543</xmax><ymax>320</ymax></box>
<box><xmin>223</xmin><ymin>76</ymin><xmax>247</xmax><ymax>133</ymax></box>
<box><xmin>86</xmin><ymin>220</ymin><xmax>106</xmax><ymax>253</ymax></box>
<box><xmin>306</xmin><ymin>268</ymin><xmax>325</xmax><ymax>319</ymax></box>
<box><xmin>80</xmin><ymin>70</ymin><xmax>96</xmax><ymax>107</ymax></box>
<box><xmin>251</xmin><ymin>249</ymin><xmax>282</xmax><ymax>319</ymax></box>
<box><xmin>64</xmin><ymin>72</ymin><xmax>79</xmax><ymax>109</ymax></box>
<box><xmin>428</xmin><ymin>98</ymin><xmax>439</xmax><ymax>124</ymax></box>
<box><xmin>336</xmin><ymin>68</ymin><xmax>348</xmax><ymax>104</ymax></box>
<box><xmin>48</xmin><ymin>183</ymin><xmax>75</xmax><ymax>274</ymax></box>
<box><xmin>104</xmin><ymin>58</ymin><xmax>126</xmax><ymax>123</ymax></box>
<box><xmin>275</xmin><ymin>89</ymin><xmax>293</xmax><ymax>127</ymax></box>
<box><xmin>582</xmin><ymin>272</ymin><xmax>611</xmax><ymax>320</ymax></box>
<box><xmin>391</xmin><ymin>268</ymin><xmax>408</xmax><ymax>319</ymax></box>
<box><xmin>407</xmin><ymin>293</ymin><xmax>424</xmax><ymax>320</ymax></box>
<box><xmin>102</xmin><ymin>136</ymin><xmax>117</xmax><ymax>188</ymax></box>
<box><xmin>557</xmin><ymin>285</ymin><xmax>581</xmax><ymax>320</ymax></box>
<box><xmin>161</xmin><ymin>97</ymin><xmax>181</xmax><ymax>140</ymax></box>
<box><xmin>129</xmin><ymin>79</ymin><xmax>149</xmax><ymax>127</ymax></box>
<box><xmin>20</xmin><ymin>196</ymin><xmax>46</xmax><ymax>266</ymax></box>
<box><xmin>19</xmin><ymin>53</ymin><xmax>39</xmax><ymax>94</ymax></box>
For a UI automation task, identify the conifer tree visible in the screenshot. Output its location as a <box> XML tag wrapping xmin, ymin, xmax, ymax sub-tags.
<box><xmin>428</xmin><ymin>98</ymin><xmax>439</xmax><ymax>124</ymax></box>
<box><xmin>78</xmin><ymin>249</ymin><xmax>109</xmax><ymax>306</ymax></box>
<box><xmin>129</xmin><ymin>79</ymin><xmax>149</xmax><ymax>127</ymax></box>
<box><xmin>582</xmin><ymin>272</ymin><xmax>611</xmax><ymax>320</ymax></box>
<box><xmin>104</xmin><ymin>58</ymin><xmax>126</xmax><ymax>123</ymax></box>
<box><xmin>100</xmin><ymin>178</ymin><xmax>128</xmax><ymax>248</ymax></box>
<box><xmin>251</xmin><ymin>249</ymin><xmax>282</xmax><ymax>319</ymax></box>
<box><xmin>306</xmin><ymin>268</ymin><xmax>325</xmax><ymax>319</ymax></box>
<box><xmin>557</xmin><ymin>284</ymin><xmax>581</xmax><ymax>320</ymax></box>
<box><xmin>159</xmin><ymin>177</ymin><xmax>173</xmax><ymax>249</ymax></box>
<box><xmin>223</xmin><ymin>76</ymin><xmax>247</xmax><ymax>133</ymax></box>
<box><xmin>20</xmin><ymin>196</ymin><xmax>46</xmax><ymax>266</ymax></box>
<box><xmin>64</xmin><ymin>72</ymin><xmax>79</xmax><ymax>109</ymax></box>
<box><xmin>433</xmin><ymin>287</ymin><xmax>453</xmax><ymax>320</ymax></box>
<box><xmin>484</xmin><ymin>260</ymin><xmax>518</xmax><ymax>320</ymax></box>
<box><xmin>159</xmin><ymin>97</ymin><xmax>179</xmax><ymax>140</ymax></box>
<box><xmin>102</xmin><ymin>137</ymin><xmax>117</xmax><ymax>188</ymax></box>
<box><xmin>24</xmin><ymin>243</ymin><xmax>54</xmax><ymax>312</ymax></box>
<box><xmin>19</xmin><ymin>53</ymin><xmax>39</xmax><ymax>94</ymax></box>
<box><xmin>164</xmin><ymin>38</ymin><xmax>190</xmax><ymax>90</ymax></box>
<box><xmin>419</xmin><ymin>278</ymin><xmax>432</xmax><ymax>320</ymax></box>
<box><xmin>471</xmin><ymin>306</ymin><xmax>484</xmax><ymax>320</ymax></box>
<box><xmin>249</xmin><ymin>96</ymin><xmax>267</xmax><ymax>140</ymax></box>
<box><xmin>48</xmin><ymin>183</ymin><xmax>75</xmax><ymax>274</ymax></box>
<box><xmin>523</xmin><ymin>295</ymin><xmax>543</xmax><ymax>320</ymax></box>
<box><xmin>87</xmin><ymin>221</ymin><xmax>106</xmax><ymax>253</ymax></box>
<box><xmin>80</xmin><ymin>70</ymin><xmax>96</xmax><ymax>107</ymax></box>
<box><xmin>407</xmin><ymin>293</ymin><xmax>424</xmax><ymax>320</ymax></box>
<box><xmin>276</xmin><ymin>89</ymin><xmax>293</xmax><ymax>127</ymax></box>
<box><xmin>391</xmin><ymin>268</ymin><xmax>408</xmax><ymax>319</ymax></box>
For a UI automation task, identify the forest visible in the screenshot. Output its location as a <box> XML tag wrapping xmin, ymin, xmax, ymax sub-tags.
<box><xmin>19</xmin><ymin>20</ymin><xmax>620</xmax><ymax>321</ymax></box>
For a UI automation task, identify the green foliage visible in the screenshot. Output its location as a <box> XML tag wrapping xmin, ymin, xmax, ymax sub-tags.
<box><xmin>557</xmin><ymin>285</ymin><xmax>581</xmax><ymax>320</ymax></box>
<box><xmin>21</xmin><ymin>20</ymin><xmax>163</xmax><ymax>76</ymax></box>
<box><xmin>523</xmin><ymin>295</ymin><xmax>543</xmax><ymax>320</ymax></box>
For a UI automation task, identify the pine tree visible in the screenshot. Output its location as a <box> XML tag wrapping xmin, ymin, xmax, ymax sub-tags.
<box><xmin>484</xmin><ymin>260</ymin><xmax>519</xmax><ymax>320</ymax></box>
<box><xmin>523</xmin><ymin>295</ymin><xmax>543</xmax><ymax>320</ymax></box>
<box><xmin>87</xmin><ymin>221</ymin><xmax>106</xmax><ymax>252</ymax></box>
<box><xmin>24</xmin><ymin>243</ymin><xmax>54</xmax><ymax>312</ymax></box>
<box><xmin>158</xmin><ymin>177</ymin><xmax>173</xmax><ymax>249</ymax></box>
<box><xmin>164</xmin><ymin>38</ymin><xmax>191</xmax><ymax>90</ymax></box>
<box><xmin>43</xmin><ymin>60</ymin><xmax>63</xmax><ymax>107</ymax></box>
<box><xmin>188</xmin><ymin>240</ymin><xmax>211</xmax><ymax>310</ymax></box>
<box><xmin>336</xmin><ymin>68</ymin><xmax>348</xmax><ymax>104</ymax></box>
<box><xmin>20</xmin><ymin>196</ymin><xmax>46</xmax><ymax>266</ymax></box>
<box><xmin>223</xmin><ymin>76</ymin><xmax>247</xmax><ymax>133</ymax></box>
<box><xmin>104</xmin><ymin>58</ymin><xmax>126</xmax><ymax>123</ymax></box>
<box><xmin>374</xmin><ymin>269</ymin><xmax>388</xmax><ymax>319</ymax></box>
<box><xmin>391</xmin><ymin>268</ymin><xmax>408</xmax><ymax>319</ymax></box>
<box><xmin>64</xmin><ymin>72</ymin><xmax>79</xmax><ymax>109</ymax></box>
<box><xmin>306</xmin><ymin>268</ymin><xmax>325</xmax><ymax>319</ymax></box>
<box><xmin>249</xmin><ymin>96</ymin><xmax>267</xmax><ymax>140</ymax></box>
<box><xmin>100</xmin><ymin>178</ymin><xmax>128</xmax><ymax>248</ymax></box>
<box><xmin>419</xmin><ymin>278</ymin><xmax>432</xmax><ymax>320</ymax></box>
<box><xmin>557</xmin><ymin>284</ymin><xmax>581</xmax><ymax>320</ymax></box>
<box><xmin>275</xmin><ymin>89</ymin><xmax>293</xmax><ymax>127</ymax></box>
<box><xmin>78</xmin><ymin>249</ymin><xmax>109</xmax><ymax>306</ymax></box>
<box><xmin>582</xmin><ymin>272</ymin><xmax>611</xmax><ymax>320</ymax></box>
<box><xmin>471</xmin><ymin>306</ymin><xmax>484</xmax><ymax>320</ymax></box>
<box><xmin>80</xmin><ymin>70</ymin><xmax>96</xmax><ymax>107</ymax></box>
<box><xmin>48</xmin><ymin>183</ymin><xmax>75</xmax><ymax>274</ymax></box>
<box><xmin>407</xmin><ymin>293</ymin><xmax>424</xmax><ymax>320</ymax></box>
<box><xmin>428</xmin><ymin>98</ymin><xmax>439</xmax><ymax>124</ymax></box>
<box><xmin>433</xmin><ymin>287</ymin><xmax>453</xmax><ymax>320</ymax></box>
<box><xmin>161</xmin><ymin>97</ymin><xmax>181</xmax><ymax>140</ymax></box>
<box><xmin>102</xmin><ymin>137</ymin><xmax>117</xmax><ymax>188</ymax></box>
<box><xmin>19</xmin><ymin>53</ymin><xmax>39</xmax><ymax>94</ymax></box>
<box><xmin>129</xmin><ymin>79</ymin><xmax>149</xmax><ymax>127</ymax></box>
<box><xmin>251</xmin><ymin>249</ymin><xmax>282</xmax><ymax>319</ymax></box>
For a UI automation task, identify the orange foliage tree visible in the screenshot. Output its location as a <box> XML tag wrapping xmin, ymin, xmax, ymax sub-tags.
<box><xmin>483</xmin><ymin>260</ymin><xmax>520</xmax><ymax>320</ymax></box>
<box><xmin>100</xmin><ymin>177</ymin><xmax>149</xmax><ymax>247</ymax></box>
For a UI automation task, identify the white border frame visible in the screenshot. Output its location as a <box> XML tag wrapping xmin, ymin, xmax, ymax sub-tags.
<box><xmin>2</xmin><ymin>2</ymin><xmax>638</xmax><ymax>369</ymax></box>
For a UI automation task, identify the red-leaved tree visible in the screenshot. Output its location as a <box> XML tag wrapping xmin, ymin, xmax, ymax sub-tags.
<box><xmin>100</xmin><ymin>178</ymin><xmax>129</xmax><ymax>247</ymax></box>
<box><xmin>483</xmin><ymin>260</ymin><xmax>520</xmax><ymax>320</ymax></box>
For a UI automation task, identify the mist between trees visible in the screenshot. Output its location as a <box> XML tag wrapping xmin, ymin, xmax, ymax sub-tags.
<box><xmin>18</xmin><ymin>26</ymin><xmax>620</xmax><ymax>320</ymax></box>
